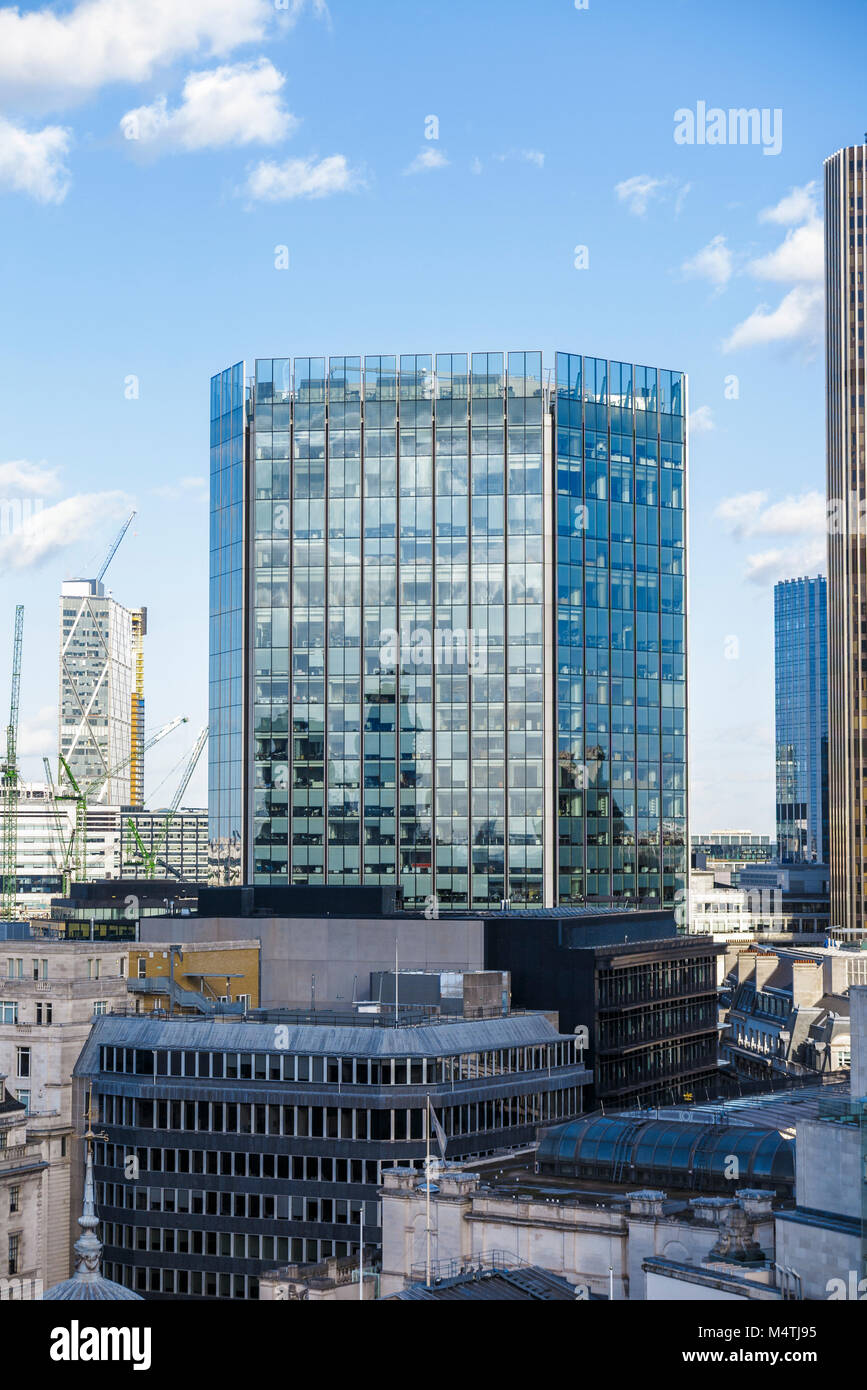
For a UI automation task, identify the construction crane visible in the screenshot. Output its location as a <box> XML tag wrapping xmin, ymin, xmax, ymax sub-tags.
<box><xmin>1</xmin><ymin>606</ymin><xmax>24</xmax><ymax>921</ymax></box>
<box><xmin>43</xmin><ymin>756</ymin><xmax>75</xmax><ymax>897</ymax></box>
<box><xmin>97</xmin><ymin>510</ymin><xmax>136</xmax><ymax>584</ymax></box>
<box><xmin>54</xmin><ymin>715</ymin><xmax>188</xmax><ymax>886</ymax></box>
<box><xmin>126</xmin><ymin>725</ymin><xmax>208</xmax><ymax>879</ymax></box>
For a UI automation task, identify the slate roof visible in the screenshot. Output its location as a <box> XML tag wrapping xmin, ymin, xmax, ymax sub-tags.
<box><xmin>74</xmin><ymin>1010</ymin><xmax>571</xmax><ymax>1072</ymax></box>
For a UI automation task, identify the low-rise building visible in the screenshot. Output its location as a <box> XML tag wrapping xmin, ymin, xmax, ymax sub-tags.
<box><xmin>687</xmin><ymin>867</ymin><xmax>830</xmax><ymax>943</ymax></box>
<box><xmin>73</xmin><ymin>1007</ymin><xmax>591</xmax><ymax>1299</ymax></box>
<box><xmin>720</xmin><ymin>944</ymin><xmax>854</xmax><ymax>1080</ymax></box>
<box><xmin>127</xmin><ymin>939</ymin><xmax>260</xmax><ymax>1015</ymax></box>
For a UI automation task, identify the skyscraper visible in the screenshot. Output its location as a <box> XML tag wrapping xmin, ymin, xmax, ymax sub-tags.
<box><xmin>59</xmin><ymin>581</ymin><xmax>147</xmax><ymax>807</ymax></box>
<box><xmin>774</xmin><ymin>576</ymin><xmax>829</xmax><ymax>863</ymax></box>
<box><xmin>209</xmin><ymin>351</ymin><xmax>687</xmax><ymax>910</ymax></box>
<box><xmin>826</xmin><ymin>144</ymin><xmax>867</xmax><ymax>935</ymax></box>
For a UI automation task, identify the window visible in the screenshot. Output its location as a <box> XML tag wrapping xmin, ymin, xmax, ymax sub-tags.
<box><xmin>0</xmin><ymin>1002</ymin><xmax>18</xmax><ymax>1024</ymax></box>
<box><xmin>7</xmin><ymin>959</ymin><xmax>23</xmax><ymax>979</ymax></box>
<box><xmin>35</xmin><ymin>1003</ymin><xmax>52</xmax><ymax>1025</ymax></box>
<box><xmin>8</xmin><ymin>1233</ymin><xmax>20</xmax><ymax>1276</ymax></box>
<box><xmin>137</xmin><ymin>957</ymin><xmax>147</xmax><ymax>979</ymax></box>
<box><xmin>32</xmin><ymin>959</ymin><xmax>48</xmax><ymax>980</ymax></box>
<box><xmin>15</xmin><ymin>1092</ymin><xmax>29</xmax><ymax>1115</ymax></box>
<box><xmin>16</xmin><ymin>1047</ymin><xmax>30</xmax><ymax>1078</ymax></box>
<box><xmin>9</xmin><ymin>1186</ymin><xmax>20</xmax><ymax>1214</ymax></box>
<box><xmin>93</xmin><ymin>1001</ymin><xmax>108</xmax><ymax>1016</ymax></box>
<box><xmin>88</xmin><ymin>959</ymin><xmax>101</xmax><ymax>981</ymax></box>
<box><xmin>118</xmin><ymin>958</ymin><xmax>127</xmax><ymax>978</ymax></box>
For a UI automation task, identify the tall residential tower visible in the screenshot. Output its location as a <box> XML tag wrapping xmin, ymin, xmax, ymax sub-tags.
<box><xmin>209</xmin><ymin>352</ymin><xmax>688</xmax><ymax>910</ymax></box>
<box><xmin>826</xmin><ymin>144</ymin><xmax>867</xmax><ymax>935</ymax></box>
<box><xmin>774</xmin><ymin>576</ymin><xmax>829</xmax><ymax>863</ymax></box>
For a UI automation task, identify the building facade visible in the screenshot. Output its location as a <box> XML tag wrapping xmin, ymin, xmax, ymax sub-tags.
<box><xmin>59</xmin><ymin>580</ymin><xmax>146</xmax><ymax>808</ymax></box>
<box><xmin>826</xmin><ymin>144</ymin><xmax>867</xmax><ymax>937</ymax></box>
<box><xmin>0</xmin><ymin>788</ymin><xmax>207</xmax><ymax>914</ymax></box>
<box><xmin>209</xmin><ymin>352</ymin><xmax>688</xmax><ymax>911</ymax></box>
<box><xmin>74</xmin><ymin>1010</ymin><xmax>590</xmax><ymax>1299</ymax></box>
<box><xmin>774</xmin><ymin>577</ymin><xmax>828</xmax><ymax>864</ymax></box>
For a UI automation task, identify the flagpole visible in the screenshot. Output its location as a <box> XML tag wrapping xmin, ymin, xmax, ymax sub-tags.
<box><xmin>425</xmin><ymin>1093</ymin><xmax>431</xmax><ymax>1287</ymax></box>
<box><xmin>359</xmin><ymin>1202</ymin><xmax>364</xmax><ymax>1301</ymax></box>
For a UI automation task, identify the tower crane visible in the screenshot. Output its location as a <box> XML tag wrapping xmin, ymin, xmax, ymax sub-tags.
<box><xmin>1</xmin><ymin>606</ymin><xmax>24</xmax><ymax>920</ymax></box>
<box><xmin>126</xmin><ymin>725</ymin><xmax>208</xmax><ymax>879</ymax></box>
<box><xmin>53</xmin><ymin>715</ymin><xmax>188</xmax><ymax>886</ymax></box>
<box><xmin>97</xmin><ymin>510</ymin><xmax>136</xmax><ymax>585</ymax></box>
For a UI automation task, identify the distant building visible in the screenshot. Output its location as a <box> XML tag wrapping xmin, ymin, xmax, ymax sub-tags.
<box><xmin>686</xmin><ymin>866</ymin><xmax>830</xmax><ymax>943</ymax></box>
<box><xmin>0</xmin><ymin>786</ymin><xmax>206</xmax><ymax>916</ymax></box>
<box><xmin>691</xmin><ymin>831</ymin><xmax>774</xmax><ymax>885</ymax></box>
<box><xmin>774</xmin><ymin>577</ymin><xmax>829</xmax><ymax>864</ymax></box>
<box><xmin>720</xmin><ymin>943</ymin><xmax>856</xmax><ymax>1080</ymax></box>
<box><xmin>59</xmin><ymin>580</ymin><xmax>146</xmax><ymax>807</ymax></box>
<box><xmin>73</xmin><ymin>1008</ymin><xmax>590</xmax><ymax>1298</ymax></box>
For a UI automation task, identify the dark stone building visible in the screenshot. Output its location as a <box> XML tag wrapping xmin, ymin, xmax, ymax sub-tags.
<box><xmin>484</xmin><ymin>916</ymin><xmax>723</xmax><ymax>1107</ymax></box>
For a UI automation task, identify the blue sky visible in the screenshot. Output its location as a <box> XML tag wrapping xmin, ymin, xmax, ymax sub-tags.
<box><xmin>0</xmin><ymin>0</ymin><xmax>864</xmax><ymax>829</ymax></box>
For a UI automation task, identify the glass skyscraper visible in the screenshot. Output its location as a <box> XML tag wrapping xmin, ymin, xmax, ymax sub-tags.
<box><xmin>209</xmin><ymin>351</ymin><xmax>687</xmax><ymax>910</ymax></box>
<box><xmin>774</xmin><ymin>576</ymin><xmax>829</xmax><ymax>863</ymax></box>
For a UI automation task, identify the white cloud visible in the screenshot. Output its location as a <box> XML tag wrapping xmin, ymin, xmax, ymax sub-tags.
<box><xmin>404</xmin><ymin>147</ymin><xmax>449</xmax><ymax>175</ymax></box>
<box><xmin>244</xmin><ymin>153</ymin><xmax>363</xmax><ymax>202</ymax></box>
<box><xmin>715</xmin><ymin>487</ymin><xmax>827</xmax><ymax>585</ymax></box>
<box><xmin>688</xmin><ymin>406</ymin><xmax>715</xmax><ymax>435</ymax></box>
<box><xmin>723</xmin><ymin>285</ymin><xmax>823</xmax><ymax>353</ymax></box>
<box><xmin>0</xmin><ymin>0</ymin><xmax>326</xmax><ymax>108</ymax></box>
<box><xmin>743</xmin><ymin>541</ymin><xmax>826</xmax><ymax>586</ymax></box>
<box><xmin>715</xmin><ymin>488</ymin><xmax>825</xmax><ymax>539</ymax></box>
<box><xmin>615</xmin><ymin>174</ymin><xmax>667</xmax><ymax>216</ymax></box>
<box><xmin>746</xmin><ymin>218</ymin><xmax>822</xmax><ymax>285</ymax></box>
<box><xmin>120</xmin><ymin>59</ymin><xmax>295</xmax><ymax>152</ymax></box>
<box><xmin>681</xmin><ymin>234</ymin><xmax>733</xmax><ymax>289</ymax></box>
<box><xmin>494</xmin><ymin>149</ymin><xmax>545</xmax><ymax>168</ymax></box>
<box><xmin>0</xmin><ymin>491</ymin><xmax>134</xmax><ymax>570</ymax></box>
<box><xmin>725</xmin><ymin>181</ymin><xmax>823</xmax><ymax>352</ymax></box>
<box><xmin>0</xmin><ymin>115</ymin><xmax>71</xmax><ymax>202</ymax></box>
<box><xmin>0</xmin><ymin>460</ymin><xmax>61</xmax><ymax>496</ymax></box>
<box><xmin>759</xmin><ymin>181</ymin><xmax>818</xmax><ymax>226</ymax></box>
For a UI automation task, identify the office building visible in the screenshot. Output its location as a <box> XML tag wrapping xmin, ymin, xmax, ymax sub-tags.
<box><xmin>826</xmin><ymin>144</ymin><xmax>867</xmax><ymax>937</ymax></box>
<box><xmin>59</xmin><ymin>580</ymin><xmax>146</xmax><ymax>807</ymax></box>
<box><xmin>774</xmin><ymin>577</ymin><xmax>828</xmax><ymax>864</ymax></box>
<box><xmin>209</xmin><ymin>352</ymin><xmax>688</xmax><ymax>910</ymax></box>
<box><xmin>73</xmin><ymin>1009</ymin><xmax>590</xmax><ymax>1299</ymax></box>
<box><xmin>484</xmin><ymin>915</ymin><xmax>722</xmax><ymax>1106</ymax></box>
<box><xmin>690</xmin><ymin>831</ymin><xmax>774</xmax><ymax>885</ymax></box>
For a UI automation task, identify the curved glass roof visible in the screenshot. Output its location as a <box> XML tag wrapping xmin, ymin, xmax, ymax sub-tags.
<box><xmin>537</xmin><ymin>1115</ymin><xmax>794</xmax><ymax>1187</ymax></box>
